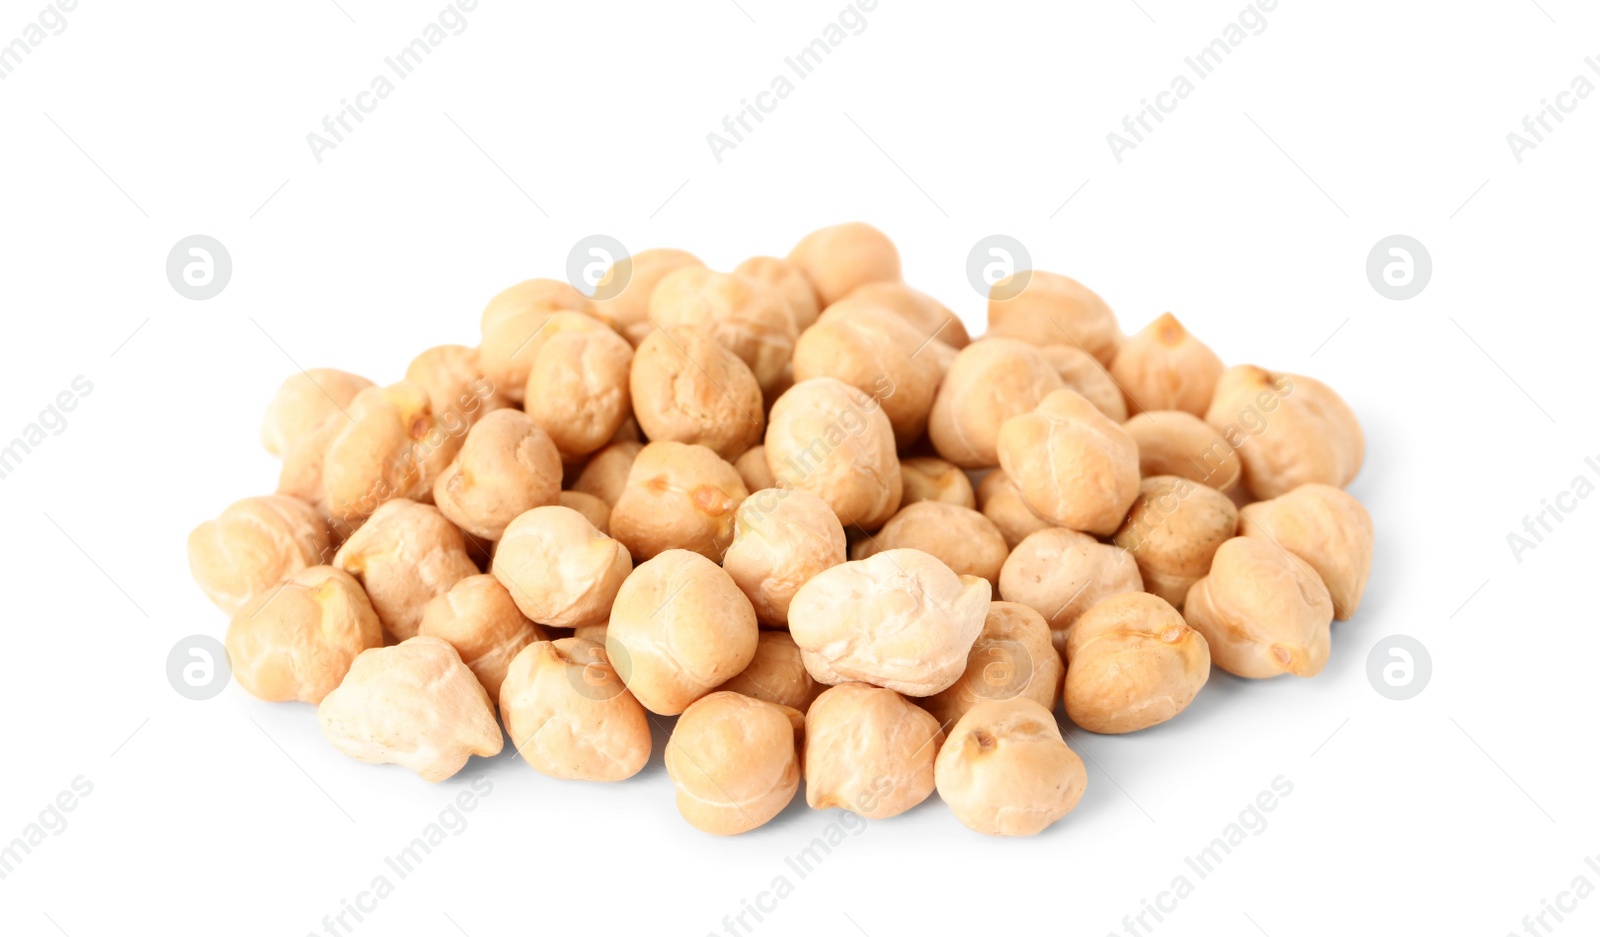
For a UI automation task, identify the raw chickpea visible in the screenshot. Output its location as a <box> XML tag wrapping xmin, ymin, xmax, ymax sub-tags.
<box><xmin>1205</xmin><ymin>366</ymin><xmax>1364</xmax><ymax>500</ymax></box>
<box><xmin>805</xmin><ymin>683</ymin><xmax>943</xmax><ymax>818</ymax></box>
<box><xmin>225</xmin><ymin>565</ymin><xmax>382</xmax><ymax>703</ymax></box>
<box><xmin>1183</xmin><ymin>536</ymin><xmax>1334</xmax><ymax>678</ymax></box>
<box><xmin>432</xmin><ymin>409</ymin><xmax>562</xmax><ymax>541</ymax></box>
<box><xmin>478</xmin><ymin>278</ymin><xmax>592</xmax><ymax>403</ymax></box>
<box><xmin>788</xmin><ymin>548</ymin><xmax>991</xmax><ymax>697</ymax></box>
<box><xmin>852</xmin><ymin>502</ymin><xmax>1009</xmax><ymax>588</ymax></box>
<box><xmin>764</xmin><ymin>377</ymin><xmax>902</xmax><ymax>530</ymax></box>
<box><xmin>922</xmin><ymin>601</ymin><xmax>1063</xmax><ymax>728</ymax></box>
<box><xmin>1109</xmin><ymin>313</ymin><xmax>1225</xmax><ymax>417</ymax></box>
<box><xmin>188</xmin><ymin>495</ymin><xmax>331</xmax><ymax>614</ymax></box>
<box><xmin>404</xmin><ymin>344</ymin><xmax>507</xmax><ymax>430</ymax></box>
<box><xmin>260</xmin><ymin>369</ymin><xmax>372</xmax><ymax>457</ymax></box>
<box><xmin>998</xmin><ymin>388</ymin><xmax>1140</xmax><ymax>536</ymax></box>
<box><xmin>630</xmin><ymin>323</ymin><xmax>764</xmax><ymax>459</ymax></box>
<box><xmin>714</xmin><ymin>630</ymin><xmax>822</xmax><ymax>712</ymax></box>
<box><xmin>721</xmin><ymin>488</ymin><xmax>847</xmax><ymax>627</ymax></box>
<box><xmin>321</xmin><ymin>380</ymin><xmax>462</xmax><ymax>523</ymax></box>
<box><xmin>835</xmin><ymin>281</ymin><xmax>970</xmax><ymax>348</ymax></box>
<box><xmin>786</xmin><ymin>221</ymin><xmax>902</xmax><ymax>307</ymax></box>
<box><xmin>572</xmin><ymin>623</ymin><xmax>607</xmax><ymax>644</ymax></box>
<box><xmin>610</xmin><ymin>441</ymin><xmax>748</xmax><ymax>562</ymax></box>
<box><xmin>317</xmin><ymin>636</ymin><xmax>503</xmax><ymax>782</ymax></box>
<box><xmin>418</xmin><ymin>574</ymin><xmax>546</xmax><ymax>701</ymax></box>
<box><xmin>572</xmin><ymin>440</ymin><xmax>643</xmax><ymax>507</ymax></box>
<box><xmin>1124</xmin><ymin>411</ymin><xmax>1242</xmax><ymax>491</ymax></box>
<box><xmin>1112</xmin><ymin>476</ymin><xmax>1238</xmax><ymax>609</ymax></box>
<box><xmin>499</xmin><ymin>638</ymin><xmax>651</xmax><ymax>781</ymax></box>
<box><xmin>606</xmin><ymin>549</ymin><xmax>759</xmax><ymax>714</ymax></box>
<box><xmin>1039</xmin><ymin>345</ymin><xmax>1127</xmax><ymax>422</ymax></box>
<box><xmin>276</xmin><ymin>413</ymin><xmax>346</xmax><ymax>522</ymax></box>
<box><xmin>999</xmin><ymin>527</ymin><xmax>1143</xmax><ymax>653</ymax></box>
<box><xmin>816</xmin><ymin>297</ymin><xmax>958</xmax><ymax>377</ymax></box>
<box><xmin>929</xmin><ymin>339</ymin><xmax>1063</xmax><ymax>469</ymax></box>
<box><xmin>734</xmin><ymin>255</ymin><xmax>820</xmax><ymax>332</ymax></box>
<box><xmin>522</xmin><ymin>312</ymin><xmax>635</xmax><ymax>460</ymax></box>
<box><xmin>986</xmin><ymin>271</ymin><xmax>1123</xmax><ymax>367</ymax></box>
<box><xmin>976</xmin><ymin>470</ymin><xmax>1053</xmax><ymax>549</ymax></box>
<box><xmin>1065</xmin><ymin>592</ymin><xmax>1210</xmax><ymax>734</ymax></box>
<box><xmin>648</xmin><ymin>267</ymin><xmax>797</xmax><ymax>394</ymax></box>
<box><xmin>733</xmin><ymin>445</ymin><xmax>776</xmax><ymax>492</ymax></box>
<box><xmin>665</xmin><ymin>691</ymin><xmax>803</xmax><ymax>835</ymax></box>
<box><xmin>1238</xmin><ymin>483</ymin><xmax>1374</xmax><ymax>620</ymax></box>
<box><xmin>900</xmin><ymin>457</ymin><xmax>975</xmax><ymax>508</ymax></box>
<box><xmin>334</xmin><ymin>499</ymin><xmax>479</xmax><ymax>640</ymax></box>
<box><xmin>934</xmin><ymin>697</ymin><xmax>1088</xmax><ymax>836</ymax></box>
<box><xmin>491</xmin><ymin>505</ymin><xmax>632</xmax><ymax>629</ymax></box>
<box><xmin>558</xmin><ymin>490</ymin><xmax>611</xmax><ymax>535</ymax></box>
<box><xmin>791</xmin><ymin>313</ymin><xmax>941</xmax><ymax>448</ymax></box>
<box><xmin>589</xmin><ymin>248</ymin><xmax>704</xmax><ymax>346</ymax></box>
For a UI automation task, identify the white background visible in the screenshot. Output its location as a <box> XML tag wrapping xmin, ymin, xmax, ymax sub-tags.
<box><xmin>0</xmin><ymin>1</ymin><xmax>1595</xmax><ymax>935</ymax></box>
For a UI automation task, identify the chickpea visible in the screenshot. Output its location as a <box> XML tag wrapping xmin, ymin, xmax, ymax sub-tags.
<box><xmin>404</xmin><ymin>344</ymin><xmax>508</xmax><ymax>430</ymax></box>
<box><xmin>609</xmin><ymin>441</ymin><xmax>748</xmax><ymax>562</ymax></box>
<box><xmin>929</xmin><ymin>339</ymin><xmax>1063</xmax><ymax>468</ymax></box>
<box><xmin>764</xmin><ymin>378</ymin><xmax>902</xmax><ymax>530</ymax></box>
<box><xmin>815</xmin><ymin>296</ymin><xmax>958</xmax><ymax>377</ymax></box>
<box><xmin>934</xmin><ymin>697</ymin><xmax>1088</xmax><ymax>836</ymax></box>
<box><xmin>317</xmin><ymin>636</ymin><xmax>503</xmax><ymax>782</ymax></box>
<box><xmin>998</xmin><ymin>527</ymin><xmax>1143</xmax><ymax>653</ymax></box>
<box><xmin>1182</xmin><ymin>536</ymin><xmax>1334</xmax><ymax>678</ymax></box>
<box><xmin>835</xmin><ymin>281</ymin><xmax>970</xmax><ymax>348</ymax></box>
<box><xmin>225</xmin><ymin>565</ymin><xmax>382</xmax><ymax>703</ymax></box>
<box><xmin>589</xmin><ymin>248</ymin><xmax>704</xmax><ymax>346</ymax></box>
<box><xmin>1109</xmin><ymin>313</ymin><xmax>1225</xmax><ymax>417</ymax></box>
<box><xmin>1064</xmin><ymin>592</ymin><xmax>1209</xmax><ymax>734</ymax></box>
<box><xmin>630</xmin><ymin>323</ymin><xmax>764</xmax><ymax>460</ymax></box>
<box><xmin>606</xmin><ymin>550</ymin><xmax>759</xmax><ymax>715</ymax></box>
<box><xmin>734</xmin><ymin>255</ymin><xmax>820</xmax><ymax>332</ymax></box>
<box><xmin>986</xmin><ymin>271</ymin><xmax>1123</xmax><ymax>366</ymax></box>
<box><xmin>1204</xmin><ymin>366</ymin><xmax>1364</xmax><ymax>500</ymax></box>
<box><xmin>321</xmin><ymin>381</ymin><xmax>462</xmax><ymax>523</ymax></box>
<box><xmin>1124</xmin><ymin>411</ymin><xmax>1242</xmax><ymax>491</ymax></box>
<box><xmin>733</xmin><ymin>445</ymin><xmax>776</xmax><ymax>492</ymax></box>
<box><xmin>1111</xmin><ymin>476</ymin><xmax>1238</xmax><ymax>609</ymax></box>
<box><xmin>334</xmin><ymin>499</ymin><xmax>479</xmax><ymax>640</ymax></box>
<box><xmin>260</xmin><ymin>368</ymin><xmax>372</xmax><ymax>457</ymax></box>
<box><xmin>721</xmin><ymin>488</ymin><xmax>847</xmax><ymax>627</ymax></box>
<box><xmin>1237</xmin><ymin>483</ymin><xmax>1374</xmax><ymax>620</ymax></box>
<box><xmin>499</xmin><ymin>638</ymin><xmax>651</xmax><ymax>781</ymax></box>
<box><xmin>572</xmin><ymin>440</ymin><xmax>643</xmax><ymax>507</ymax></box>
<box><xmin>572</xmin><ymin>623</ymin><xmax>607</xmax><ymax>644</ymax></box>
<box><xmin>478</xmin><ymin>278</ymin><xmax>592</xmax><ymax>404</ymax></box>
<box><xmin>922</xmin><ymin>601</ymin><xmax>1063</xmax><ymax>728</ymax></box>
<box><xmin>791</xmin><ymin>313</ymin><xmax>940</xmax><ymax>448</ymax></box>
<box><xmin>432</xmin><ymin>409</ymin><xmax>562</xmax><ymax>541</ymax></box>
<box><xmin>188</xmin><ymin>495</ymin><xmax>331</xmax><ymax>614</ymax></box>
<box><xmin>1039</xmin><ymin>345</ymin><xmax>1127</xmax><ymax>422</ymax></box>
<box><xmin>900</xmin><ymin>457</ymin><xmax>975</xmax><ymax>508</ymax></box>
<box><xmin>491</xmin><ymin>505</ymin><xmax>632</xmax><ymax>629</ymax></box>
<box><xmin>788</xmin><ymin>548</ymin><xmax>991</xmax><ymax>697</ymax></box>
<box><xmin>805</xmin><ymin>683</ymin><xmax>943</xmax><ymax>818</ymax></box>
<box><xmin>786</xmin><ymin>221</ymin><xmax>902</xmax><ymax>307</ymax></box>
<box><xmin>852</xmin><ymin>502</ymin><xmax>1009</xmax><ymax>588</ymax></box>
<box><xmin>648</xmin><ymin>267</ymin><xmax>797</xmax><ymax>394</ymax></box>
<box><xmin>558</xmin><ymin>490</ymin><xmax>611</xmax><ymax>535</ymax></box>
<box><xmin>976</xmin><ymin>470</ymin><xmax>1053</xmax><ymax>549</ymax></box>
<box><xmin>714</xmin><ymin>630</ymin><xmax>822</xmax><ymax>712</ymax></box>
<box><xmin>276</xmin><ymin>413</ymin><xmax>346</xmax><ymax>523</ymax></box>
<box><xmin>998</xmin><ymin>388</ymin><xmax>1140</xmax><ymax>536</ymax></box>
<box><xmin>522</xmin><ymin>312</ymin><xmax>635</xmax><ymax>460</ymax></box>
<box><xmin>665</xmin><ymin>691</ymin><xmax>803</xmax><ymax>835</ymax></box>
<box><xmin>418</xmin><ymin>574</ymin><xmax>546</xmax><ymax>701</ymax></box>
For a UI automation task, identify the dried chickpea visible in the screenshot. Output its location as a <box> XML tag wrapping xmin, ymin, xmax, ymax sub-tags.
<box><xmin>792</xmin><ymin>313</ymin><xmax>940</xmax><ymax>448</ymax></box>
<box><xmin>985</xmin><ymin>270</ymin><xmax>1123</xmax><ymax>367</ymax></box>
<box><xmin>572</xmin><ymin>440</ymin><xmax>643</xmax><ymax>507</ymax></box>
<box><xmin>815</xmin><ymin>297</ymin><xmax>957</xmax><ymax>377</ymax></box>
<box><xmin>714</xmin><ymin>631</ymin><xmax>822</xmax><ymax>712</ymax></box>
<box><xmin>321</xmin><ymin>380</ymin><xmax>462</xmax><ymax>523</ymax></box>
<box><xmin>491</xmin><ymin>505</ymin><xmax>631</xmax><ymax>629</ymax></box>
<box><xmin>188</xmin><ymin>495</ymin><xmax>331</xmax><ymax>614</ymax></box>
<box><xmin>1205</xmin><ymin>366</ymin><xmax>1364</xmax><ymax>500</ymax></box>
<box><xmin>1237</xmin><ymin>483</ymin><xmax>1374</xmax><ymax>620</ymax></box>
<box><xmin>786</xmin><ymin>221</ymin><xmax>902</xmax><ymax>307</ymax></box>
<box><xmin>929</xmin><ymin>339</ymin><xmax>1063</xmax><ymax>469</ymax></box>
<box><xmin>721</xmin><ymin>488</ymin><xmax>847</xmax><ymax>627</ymax></box>
<box><xmin>922</xmin><ymin>601</ymin><xmax>1063</xmax><ymax>728</ymax></box>
<box><xmin>976</xmin><ymin>470</ymin><xmax>1052</xmax><ymax>549</ymax></box>
<box><xmin>334</xmin><ymin>499</ymin><xmax>478</xmax><ymax>640</ymax></box>
<box><xmin>805</xmin><ymin>683</ymin><xmax>943</xmax><ymax>818</ymax></box>
<box><xmin>1039</xmin><ymin>344</ymin><xmax>1127</xmax><ymax>422</ymax></box>
<box><xmin>733</xmin><ymin>445</ymin><xmax>776</xmax><ymax>492</ymax></box>
<box><xmin>764</xmin><ymin>377</ymin><xmax>902</xmax><ymax>530</ymax></box>
<box><xmin>317</xmin><ymin>636</ymin><xmax>502</xmax><ymax>782</ymax></box>
<box><xmin>589</xmin><ymin>248</ymin><xmax>704</xmax><ymax>346</ymax></box>
<box><xmin>1065</xmin><ymin>592</ymin><xmax>1210</xmax><ymax>734</ymax></box>
<box><xmin>1124</xmin><ymin>411</ymin><xmax>1242</xmax><ymax>491</ymax></box>
<box><xmin>572</xmin><ymin>623</ymin><xmax>607</xmax><ymax>644</ymax></box>
<box><xmin>998</xmin><ymin>388</ymin><xmax>1140</xmax><ymax>536</ymax></box>
<box><xmin>665</xmin><ymin>691</ymin><xmax>803</xmax><ymax>835</ymax></box>
<box><xmin>999</xmin><ymin>527</ymin><xmax>1143</xmax><ymax>653</ymax></box>
<box><xmin>522</xmin><ymin>312</ymin><xmax>635</xmax><ymax>460</ymax></box>
<box><xmin>1109</xmin><ymin>313</ymin><xmax>1225</xmax><ymax>417</ymax></box>
<box><xmin>478</xmin><ymin>278</ymin><xmax>591</xmax><ymax>403</ymax></box>
<box><xmin>225</xmin><ymin>565</ymin><xmax>382</xmax><ymax>704</ymax></box>
<box><xmin>835</xmin><ymin>281</ymin><xmax>970</xmax><ymax>348</ymax></box>
<box><xmin>900</xmin><ymin>457</ymin><xmax>975</xmax><ymax>508</ymax></box>
<box><xmin>1183</xmin><ymin>537</ymin><xmax>1334</xmax><ymax>678</ymax></box>
<box><xmin>558</xmin><ymin>490</ymin><xmax>611</xmax><ymax>535</ymax></box>
<box><xmin>852</xmin><ymin>502</ymin><xmax>1009</xmax><ymax>588</ymax></box>
<box><xmin>499</xmin><ymin>638</ymin><xmax>651</xmax><ymax>781</ymax></box>
<box><xmin>260</xmin><ymin>369</ymin><xmax>372</xmax><ymax>457</ymax></box>
<box><xmin>1112</xmin><ymin>476</ymin><xmax>1238</xmax><ymax>609</ymax></box>
<box><xmin>404</xmin><ymin>344</ymin><xmax>507</xmax><ymax>430</ymax></box>
<box><xmin>606</xmin><ymin>550</ymin><xmax>759</xmax><ymax>715</ymax></box>
<box><xmin>788</xmin><ymin>548</ymin><xmax>991</xmax><ymax>697</ymax></box>
<box><xmin>734</xmin><ymin>255</ymin><xmax>820</xmax><ymax>332</ymax></box>
<box><xmin>648</xmin><ymin>267</ymin><xmax>797</xmax><ymax>394</ymax></box>
<box><xmin>609</xmin><ymin>441</ymin><xmax>748</xmax><ymax>562</ymax></box>
<box><xmin>934</xmin><ymin>697</ymin><xmax>1087</xmax><ymax>836</ymax></box>
<box><xmin>276</xmin><ymin>414</ymin><xmax>346</xmax><ymax>522</ymax></box>
<box><xmin>418</xmin><ymin>574</ymin><xmax>546</xmax><ymax>701</ymax></box>
<box><xmin>432</xmin><ymin>409</ymin><xmax>562</xmax><ymax>541</ymax></box>
<box><xmin>630</xmin><ymin>324</ymin><xmax>764</xmax><ymax>460</ymax></box>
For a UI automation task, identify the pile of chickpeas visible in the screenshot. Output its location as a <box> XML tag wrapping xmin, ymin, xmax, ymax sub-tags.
<box><xmin>189</xmin><ymin>223</ymin><xmax>1373</xmax><ymax>837</ymax></box>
